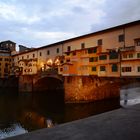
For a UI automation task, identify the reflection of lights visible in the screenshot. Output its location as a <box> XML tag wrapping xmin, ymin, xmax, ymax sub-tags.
<box><xmin>46</xmin><ymin>119</ymin><xmax>53</xmax><ymax>128</ymax></box>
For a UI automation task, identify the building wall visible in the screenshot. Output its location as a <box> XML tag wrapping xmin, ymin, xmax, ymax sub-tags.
<box><xmin>0</xmin><ymin>54</ymin><xmax>12</xmax><ymax>78</ymax></box>
<box><xmin>63</xmin><ymin>29</ymin><xmax>124</xmax><ymax>53</ymax></box>
<box><xmin>13</xmin><ymin>44</ymin><xmax>63</xmax><ymax>75</ymax></box>
<box><xmin>125</xmin><ymin>24</ymin><xmax>140</xmax><ymax>46</ymax></box>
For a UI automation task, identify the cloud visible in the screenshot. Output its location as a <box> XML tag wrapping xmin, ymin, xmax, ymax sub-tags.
<box><xmin>0</xmin><ymin>1</ymin><xmax>41</xmax><ymax>24</ymax></box>
<box><xmin>91</xmin><ymin>0</ymin><xmax>140</xmax><ymax>31</ymax></box>
<box><xmin>0</xmin><ymin>0</ymin><xmax>139</xmax><ymax>48</ymax></box>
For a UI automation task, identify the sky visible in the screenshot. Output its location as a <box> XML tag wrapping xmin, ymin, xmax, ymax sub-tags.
<box><xmin>0</xmin><ymin>0</ymin><xmax>140</xmax><ymax>48</ymax></box>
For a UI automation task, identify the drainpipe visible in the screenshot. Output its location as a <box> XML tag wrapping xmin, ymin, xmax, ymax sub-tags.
<box><xmin>120</xmin><ymin>27</ymin><xmax>126</xmax><ymax>78</ymax></box>
<box><xmin>123</xmin><ymin>27</ymin><xmax>126</xmax><ymax>48</ymax></box>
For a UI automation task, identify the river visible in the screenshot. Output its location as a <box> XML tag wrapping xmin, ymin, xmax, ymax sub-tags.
<box><xmin>0</xmin><ymin>90</ymin><xmax>120</xmax><ymax>139</ymax></box>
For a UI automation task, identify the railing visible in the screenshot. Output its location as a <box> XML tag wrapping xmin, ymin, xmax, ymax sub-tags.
<box><xmin>120</xmin><ymin>46</ymin><xmax>135</xmax><ymax>52</ymax></box>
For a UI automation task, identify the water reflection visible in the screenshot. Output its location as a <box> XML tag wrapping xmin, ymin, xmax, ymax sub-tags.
<box><xmin>0</xmin><ymin>123</ymin><xmax>27</xmax><ymax>139</ymax></box>
<box><xmin>0</xmin><ymin>90</ymin><xmax>120</xmax><ymax>139</ymax></box>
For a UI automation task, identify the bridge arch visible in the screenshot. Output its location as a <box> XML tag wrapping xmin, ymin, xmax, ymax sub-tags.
<box><xmin>33</xmin><ymin>76</ymin><xmax>64</xmax><ymax>92</ymax></box>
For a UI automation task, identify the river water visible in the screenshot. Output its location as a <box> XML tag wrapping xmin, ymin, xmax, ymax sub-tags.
<box><xmin>0</xmin><ymin>90</ymin><xmax>120</xmax><ymax>139</ymax></box>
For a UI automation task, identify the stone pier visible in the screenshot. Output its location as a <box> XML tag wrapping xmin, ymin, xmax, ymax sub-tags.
<box><xmin>64</xmin><ymin>76</ymin><xmax>120</xmax><ymax>103</ymax></box>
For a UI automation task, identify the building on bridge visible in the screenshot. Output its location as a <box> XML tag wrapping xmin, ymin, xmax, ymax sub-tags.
<box><xmin>10</xmin><ymin>20</ymin><xmax>140</xmax><ymax>78</ymax></box>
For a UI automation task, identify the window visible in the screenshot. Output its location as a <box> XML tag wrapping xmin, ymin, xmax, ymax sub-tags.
<box><xmin>97</xmin><ymin>39</ymin><xmax>102</xmax><ymax>46</ymax></box>
<box><xmin>122</xmin><ymin>67</ymin><xmax>131</xmax><ymax>72</ymax></box>
<box><xmin>138</xmin><ymin>66</ymin><xmax>140</xmax><ymax>72</ymax></box>
<box><xmin>60</xmin><ymin>68</ymin><xmax>63</xmax><ymax>72</ymax></box>
<box><xmin>81</xmin><ymin>43</ymin><xmax>85</xmax><ymax>49</ymax></box>
<box><xmin>89</xmin><ymin>57</ymin><xmax>98</xmax><ymax>62</ymax></box>
<box><xmin>129</xmin><ymin>53</ymin><xmax>133</xmax><ymax>58</ymax></box>
<box><xmin>99</xmin><ymin>55</ymin><xmax>107</xmax><ymax>60</ymax></box>
<box><xmin>72</xmin><ymin>51</ymin><xmax>76</xmax><ymax>55</ymax></box>
<box><xmin>118</xmin><ymin>34</ymin><xmax>124</xmax><ymax>42</ymax></box>
<box><xmin>56</xmin><ymin>48</ymin><xmax>59</xmax><ymax>53</ymax></box>
<box><xmin>40</xmin><ymin>52</ymin><xmax>42</xmax><ymax>56</ymax></box>
<box><xmin>112</xmin><ymin>64</ymin><xmax>118</xmax><ymax>72</ymax></box>
<box><xmin>47</xmin><ymin>50</ymin><xmax>50</xmax><ymax>55</ymax></box>
<box><xmin>0</xmin><ymin>58</ymin><xmax>2</xmax><ymax>61</ymax></box>
<box><xmin>89</xmin><ymin>57</ymin><xmax>94</xmax><ymax>62</ymax></box>
<box><xmin>63</xmin><ymin>66</ymin><xmax>68</xmax><ymax>71</ymax></box>
<box><xmin>5</xmin><ymin>58</ymin><xmax>9</xmax><ymax>61</ymax></box>
<box><xmin>5</xmin><ymin>63</ymin><xmax>8</xmax><ymax>67</ymax></box>
<box><xmin>67</xmin><ymin>46</ymin><xmax>71</xmax><ymax>52</ymax></box>
<box><xmin>109</xmin><ymin>52</ymin><xmax>118</xmax><ymax>59</ymax></box>
<box><xmin>66</xmin><ymin>59</ymin><xmax>70</xmax><ymax>62</ymax></box>
<box><xmin>27</xmin><ymin>55</ymin><xmax>29</xmax><ymax>59</ymax></box>
<box><xmin>92</xmin><ymin>66</ymin><xmax>96</xmax><ymax>71</ymax></box>
<box><xmin>135</xmin><ymin>39</ymin><xmax>140</xmax><ymax>46</ymax></box>
<box><xmin>22</xmin><ymin>56</ymin><xmax>24</xmax><ymax>59</ymax></box>
<box><xmin>33</xmin><ymin>54</ymin><xmax>35</xmax><ymax>58</ymax></box>
<box><xmin>88</xmin><ymin>48</ymin><xmax>97</xmax><ymax>54</ymax></box>
<box><xmin>137</xmin><ymin>53</ymin><xmax>140</xmax><ymax>58</ymax></box>
<box><xmin>60</xmin><ymin>60</ymin><xmax>63</xmax><ymax>63</ymax></box>
<box><xmin>123</xmin><ymin>54</ymin><xmax>127</xmax><ymax>58</ymax></box>
<box><xmin>100</xmin><ymin>66</ymin><xmax>106</xmax><ymax>71</ymax></box>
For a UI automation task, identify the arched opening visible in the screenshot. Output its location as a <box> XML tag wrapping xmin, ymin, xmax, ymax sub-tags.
<box><xmin>33</xmin><ymin>77</ymin><xmax>64</xmax><ymax>107</ymax></box>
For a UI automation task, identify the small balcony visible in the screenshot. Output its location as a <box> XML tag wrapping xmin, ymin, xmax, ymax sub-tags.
<box><xmin>120</xmin><ymin>46</ymin><xmax>135</xmax><ymax>52</ymax></box>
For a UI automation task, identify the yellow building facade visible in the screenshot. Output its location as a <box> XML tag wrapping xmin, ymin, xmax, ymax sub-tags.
<box><xmin>0</xmin><ymin>40</ymin><xmax>15</xmax><ymax>78</ymax></box>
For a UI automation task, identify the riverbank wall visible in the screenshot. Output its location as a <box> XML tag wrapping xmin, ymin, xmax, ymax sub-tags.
<box><xmin>0</xmin><ymin>76</ymin><xmax>18</xmax><ymax>94</ymax></box>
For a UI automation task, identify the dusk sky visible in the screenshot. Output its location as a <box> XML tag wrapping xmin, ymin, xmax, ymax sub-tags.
<box><xmin>0</xmin><ymin>0</ymin><xmax>140</xmax><ymax>48</ymax></box>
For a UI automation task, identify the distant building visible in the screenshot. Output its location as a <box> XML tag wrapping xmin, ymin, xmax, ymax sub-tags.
<box><xmin>0</xmin><ymin>40</ymin><xmax>15</xmax><ymax>78</ymax></box>
<box><xmin>0</xmin><ymin>40</ymin><xmax>16</xmax><ymax>52</ymax></box>
<box><xmin>19</xmin><ymin>45</ymin><xmax>34</xmax><ymax>53</ymax></box>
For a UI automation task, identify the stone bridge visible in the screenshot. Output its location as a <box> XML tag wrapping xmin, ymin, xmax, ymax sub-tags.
<box><xmin>33</xmin><ymin>70</ymin><xmax>63</xmax><ymax>84</ymax></box>
<box><xmin>18</xmin><ymin>69</ymin><xmax>64</xmax><ymax>93</ymax></box>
